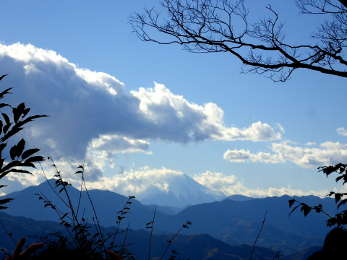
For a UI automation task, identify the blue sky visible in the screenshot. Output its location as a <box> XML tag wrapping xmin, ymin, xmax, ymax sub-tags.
<box><xmin>1</xmin><ymin>0</ymin><xmax>346</xmax><ymax>198</ymax></box>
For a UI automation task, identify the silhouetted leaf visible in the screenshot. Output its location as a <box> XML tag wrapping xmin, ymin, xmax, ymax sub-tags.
<box><xmin>328</xmin><ymin>191</ymin><xmax>335</xmax><ymax>197</ymax></box>
<box><xmin>20</xmin><ymin>161</ymin><xmax>36</xmax><ymax>168</ymax></box>
<box><xmin>24</xmin><ymin>156</ymin><xmax>45</xmax><ymax>164</ymax></box>
<box><xmin>0</xmin><ymin>87</ymin><xmax>11</xmax><ymax>99</ymax></box>
<box><xmin>288</xmin><ymin>199</ymin><xmax>296</xmax><ymax>207</ymax></box>
<box><xmin>182</xmin><ymin>224</ymin><xmax>189</xmax><ymax>229</ymax></box>
<box><xmin>327</xmin><ymin>217</ymin><xmax>337</xmax><ymax>227</ymax></box>
<box><xmin>10</xmin><ymin>169</ymin><xmax>32</xmax><ymax>174</ymax></box>
<box><xmin>1</xmin><ymin>126</ymin><xmax>23</xmax><ymax>142</ymax></box>
<box><xmin>0</xmin><ymin>103</ymin><xmax>9</xmax><ymax>109</ymax></box>
<box><xmin>16</xmin><ymin>138</ymin><xmax>25</xmax><ymax>156</ymax></box>
<box><xmin>313</xmin><ymin>204</ymin><xmax>323</xmax><ymax>213</ymax></box>
<box><xmin>21</xmin><ymin>114</ymin><xmax>48</xmax><ymax>125</ymax></box>
<box><xmin>335</xmin><ymin>193</ymin><xmax>343</xmax><ymax>203</ymax></box>
<box><xmin>9</xmin><ymin>145</ymin><xmax>17</xmax><ymax>160</ymax></box>
<box><xmin>0</xmin><ymin>143</ymin><xmax>6</xmax><ymax>153</ymax></box>
<box><xmin>1</xmin><ymin>160</ymin><xmax>21</xmax><ymax>172</ymax></box>
<box><xmin>12</xmin><ymin>105</ymin><xmax>20</xmax><ymax>123</ymax></box>
<box><xmin>22</xmin><ymin>107</ymin><xmax>30</xmax><ymax>118</ymax></box>
<box><xmin>0</xmin><ymin>198</ymin><xmax>13</xmax><ymax>205</ymax></box>
<box><xmin>300</xmin><ymin>204</ymin><xmax>312</xmax><ymax>216</ymax></box>
<box><xmin>2</xmin><ymin>113</ymin><xmax>10</xmax><ymax>133</ymax></box>
<box><xmin>21</xmin><ymin>148</ymin><xmax>40</xmax><ymax>160</ymax></box>
<box><xmin>336</xmin><ymin>175</ymin><xmax>345</xmax><ymax>182</ymax></box>
<box><xmin>337</xmin><ymin>199</ymin><xmax>347</xmax><ymax>208</ymax></box>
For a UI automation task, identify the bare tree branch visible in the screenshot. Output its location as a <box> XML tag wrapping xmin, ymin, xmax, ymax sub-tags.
<box><xmin>130</xmin><ymin>0</ymin><xmax>347</xmax><ymax>82</ymax></box>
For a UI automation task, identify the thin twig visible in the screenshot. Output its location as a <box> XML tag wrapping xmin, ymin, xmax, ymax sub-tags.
<box><xmin>249</xmin><ymin>211</ymin><xmax>267</xmax><ymax>260</ymax></box>
<box><xmin>147</xmin><ymin>208</ymin><xmax>156</xmax><ymax>260</ymax></box>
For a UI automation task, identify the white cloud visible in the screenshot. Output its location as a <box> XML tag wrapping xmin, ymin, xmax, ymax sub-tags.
<box><xmin>337</xmin><ymin>127</ymin><xmax>347</xmax><ymax>137</ymax></box>
<box><xmin>218</xmin><ymin>121</ymin><xmax>283</xmax><ymax>142</ymax></box>
<box><xmin>132</xmin><ymin>84</ymin><xmax>283</xmax><ymax>142</ymax></box>
<box><xmin>193</xmin><ymin>171</ymin><xmax>238</xmax><ymax>195</ymax></box>
<box><xmin>84</xmin><ymin>166</ymin><xmax>184</xmax><ymax>195</ymax></box>
<box><xmin>224</xmin><ymin>141</ymin><xmax>347</xmax><ymax>168</ymax></box>
<box><xmin>88</xmin><ymin>135</ymin><xmax>149</xmax><ymax>154</ymax></box>
<box><xmin>4</xmin><ymin>173</ymin><xmax>44</xmax><ymax>193</ymax></box>
<box><xmin>192</xmin><ymin>171</ymin><xmax>327</xmax><ymax>197</ymax></box>
<box><xmin>85</xmin><ymin>134</ymin><xmax>150</xmax><ymax>170</ymax></box>
<box><xmin>0</xmin><ymin>43</ymin><xmax>282</xmax><ymax>162</ymax></box>
<box><xmin>223</xmin><ymin>149</ymin><xmax>283</xmax><ymax>163</ymax></box>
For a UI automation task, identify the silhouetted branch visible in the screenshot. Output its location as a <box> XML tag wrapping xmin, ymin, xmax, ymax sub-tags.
<box><xmin>131</xmin><ymin>0</ymin><xmax>347</xmax><ymax>82</ymax></box>
<box><xmin>249</xmin><ymin>211</ymin><xmax>267</xmax><ymax>260</ymax></box>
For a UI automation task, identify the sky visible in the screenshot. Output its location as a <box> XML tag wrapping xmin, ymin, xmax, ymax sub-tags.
<box><xmin>0</xmin><ymin>0</ymin><xmax>346</xmax><ymax>199</ymax></box>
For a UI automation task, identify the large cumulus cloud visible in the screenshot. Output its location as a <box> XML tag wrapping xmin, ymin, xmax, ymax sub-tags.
<box><xmin>0</xmin><ymin>43</ymin><xmax>282</xmax><ymax>161</ymax></box>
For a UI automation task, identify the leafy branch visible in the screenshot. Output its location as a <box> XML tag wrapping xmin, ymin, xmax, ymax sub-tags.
<box><xmin>0</xmin><ymin>74</ymin><xmax>46</xmax><ymax>210</ymax></box>
<box><xmin>289</xmin><ymin>163</ymin><xmax>347</xmax><ymax>227</ymax></box>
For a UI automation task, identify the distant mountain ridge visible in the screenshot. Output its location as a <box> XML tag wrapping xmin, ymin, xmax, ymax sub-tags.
<box><xmin>225</xmin><ymin>194</ymin><xmax>253</xmax><ymax>201</ymax></box>
<box><xmin>165</xmin><ymin>195</ymin><xmax>333</xmax><ymax>254</ymax></box>
<box><xmin>1</xmin><ymin>180</ymin><xmax>335</xmax><ymax>255</ymax></box>
<box><xmin>1</xmin><ymin>179</ymin><xmax>170</xmax><ymax>230</ymax></box>
<box><xmin>0</xmin><ymin>211</ymin><xmax>278</xmax><ymax>260</ymax></box>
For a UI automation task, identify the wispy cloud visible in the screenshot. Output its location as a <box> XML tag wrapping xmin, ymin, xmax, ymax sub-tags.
<box><xmin>337</xmin><ymin>127</ymin><xmax>347</xmax><ymax>137</ymax></box>
<box><xmin>224</xmin><ymin>149</ymin><xmax>283</xmax><ymax>164</ymax></box>
<box><xmin>0</xmin><ymin>43</ymin><xmax>282</xmax><ymax>164</ymax></box>
<box><xmin>224</xmin><ymin>141</ymin><xmax>347</xmax><ymax>168</ymax></box>
<box><xmin>192</xmin><ymin>171</ymin><xmax>327</xmax><ymax>197</ymax></box>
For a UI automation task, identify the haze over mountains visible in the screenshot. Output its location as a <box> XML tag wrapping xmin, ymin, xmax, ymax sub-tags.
<box><xmin>1</xmin><ymin>180</ymin><xmax>336</xmax><ymax>256</ymax></box>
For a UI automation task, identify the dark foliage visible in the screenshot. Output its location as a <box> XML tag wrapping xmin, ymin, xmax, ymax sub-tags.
<box><xmin>307</xmin><ymin>227</ymin><xmax>347</xmax><ymax>260</ymax></box>
<box><xmin>0</xmin><ymin>74</ymin><xmax>46</xmax><ymax>210</ymax></box>
<box><xmin>289</xmin><ymin>163</ymin><xmax>347</xmax><ymax>227</ymax></box>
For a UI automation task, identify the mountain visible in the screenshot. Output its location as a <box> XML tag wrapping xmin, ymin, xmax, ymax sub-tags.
<box><xmin>1</xmin><ymin>179</ymin><xmax>171</xmax><ymax>229</ymax></box>
<box><xmin>154</xmin><ymin>195</ymin><xmax>334</xmax><ymax>254</ymax></box>
<box><xmin>0</xmin><ymin>212</ymin><xmax>277</xmax><ymax>260</ymax></box>
<box><xmin>111</xmin><ymin>171</ymin><xmax>225</xmax><ymax>208</ymax></box>
<box><xmin>1</xmin><ymin>181</ymin><xmax>335</xmax><ymax>255</ymax></box>
<box><xmin>0</xmin><ymin>211</ymin><xmax>64</xmax><ymax>250</ymax></box>
<box><xmin>226</xmin><ymin>194</ymin><xmax>253</xmax><ymax>201</ymax></box>
<box><xmin>146</xmin><ymin>204</ymin><xmax>182</xmax><ymax>215</ymax></box>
